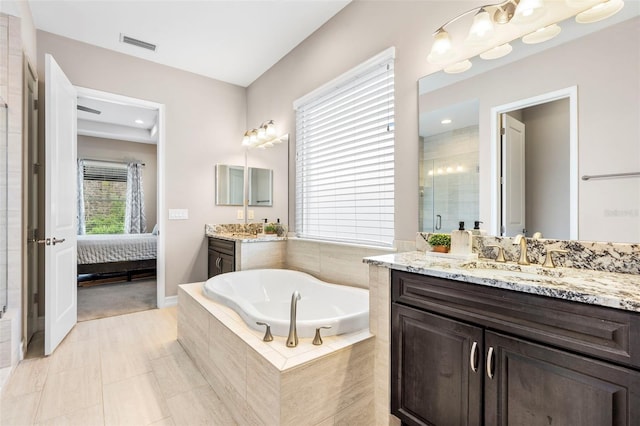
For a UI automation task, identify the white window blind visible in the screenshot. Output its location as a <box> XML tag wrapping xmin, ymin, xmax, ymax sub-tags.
<box><xmin>295</xmin><ymin>48</ymin><xmax>395</xmax><ymax>247</ymax></box>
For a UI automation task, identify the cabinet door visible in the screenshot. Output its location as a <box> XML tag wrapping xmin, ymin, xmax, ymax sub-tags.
<box><xmin>219</xmin><ymin>252</ymin><xmax>234</xmax><ymax>274</ymax></box>
<box><xmin>485</xmin><ymin>331</ymin><xmax>640</xmax><ymax>426</ymax></box>
<box><xmin>392</xmin><ymin>304</ymin><xmax>483</xmax><ymax>426</ymax></box>
<box><xmin>207</xmin><ymin>249</ymin><xmax>217</xmax><ymax>278</ymax></box>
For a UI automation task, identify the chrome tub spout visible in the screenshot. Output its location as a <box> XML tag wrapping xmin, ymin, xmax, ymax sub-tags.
<box><xmin>286</xmin><ymin>291</ymin><xmax>301</xmax><ymax>347</ymax></box>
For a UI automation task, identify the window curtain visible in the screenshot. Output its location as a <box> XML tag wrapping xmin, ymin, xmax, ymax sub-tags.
<box><xmin>125</xmin><ymin>162</ymin><xmax>146</xmax><ymax>234</ymax></box>
<box><xmin>77</xmin><ymin>159</ymin><xmax>86</xmax><ymax>235</ymax></box>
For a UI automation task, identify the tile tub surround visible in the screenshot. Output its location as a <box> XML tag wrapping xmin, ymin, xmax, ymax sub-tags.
<box><xmin>178</xmin><ymin>283</ymin><xmax>375</xmax><ymax>425</ymax></box>
<box><xmin>364</xmin><ymin>251</ymin><xmax>640</xmax><ymax>312</ymax></box>
<box><xmin>417</xmin><ymin>232</ymin><xmax>640</xmax><ymax>275</ymax></box>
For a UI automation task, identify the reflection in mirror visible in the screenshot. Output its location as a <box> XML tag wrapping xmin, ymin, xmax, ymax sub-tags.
<box><xmin>216</xmin><ymin>164</ymin><xmax>244</xmax><ymax>206</ymax></box>
<box><xmin>419</xmin><ymin>99</ymin><xmax>479</xmax><ymax>233</ymax></box>
<box><xmin>418</xmin><ymin>10</ymin><xmax>639</xmax><ymax>243</ymax></box>
<box><xmin>248</xmin><ymin>167</ymin><xmax>273</xmax><ymax>207</ymax></box>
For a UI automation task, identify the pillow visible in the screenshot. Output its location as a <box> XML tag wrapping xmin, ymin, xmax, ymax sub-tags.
<box><xmin>152</xmin><ymin>224</ymin><xmax>159</xmax><ymax>235</ymax></box>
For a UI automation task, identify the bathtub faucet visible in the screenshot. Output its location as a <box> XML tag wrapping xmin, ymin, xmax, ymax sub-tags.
<box><xmin>286</xmin><ymin>291</ymin><xmax>301</xmax><ymax>347</ymax></box>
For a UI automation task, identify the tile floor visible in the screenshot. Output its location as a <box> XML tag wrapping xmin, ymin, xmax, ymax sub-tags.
<box><xmin>0</xmin><ymin>307</ymin><xmax>236</xmax><ymax>426</ymax></box>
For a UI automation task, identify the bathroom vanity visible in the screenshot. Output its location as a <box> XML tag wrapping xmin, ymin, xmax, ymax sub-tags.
<box><xmin>391</xmin><ymin>270</ymin><xmax>639</xmax><ymax>425</ymax></box>
<box><xmin>364</xmin><ymin>249</ymin><xmax>640</xmax><ymax>426</ymax></box>
<box><xmin>207</xmin><ymin>237</ymin><xmax>235</xmax><ymax>278</ymax></box>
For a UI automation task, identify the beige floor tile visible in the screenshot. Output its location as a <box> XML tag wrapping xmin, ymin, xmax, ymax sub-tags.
<box><xmin>48</xmin><ymin>337</ymin><xmax>101</xmax><ymax>374</ymax></box>
<box><xmin>151</xmin><ymin>348</ymin><xmax>207</xmax><ymax>399</ymax></box>
<box><xmin>165</xmin><ymin>385</ymin><xmax>236</xmax><ymax>426</ymax></box>
<box><xmin>102</xmin><ymin>372</ymin><xmax>169</xmax><ymax>426</ymax></box>
<box><xmin>34</xmin><ymin>403</ymin><xmax>104</xmax><ymax>426</ymax></box>
<box><xmin>2</xmin><ymin>357</ymin><xmax>50</xmax><ymax>397</ymax></box>
<box><xmin>148</xmin><ymin>417</ymin><xmax>175</xmax><ymax>426</ymax></box>
<box><xmin>67</xmin><ymin>320</ymin><xmax>101</xmax><ymax>343</ymax></box>
<box><xmin>0</xmin><ymin>390</ymin><xmax>41</xmax><ymax>425</ymax></box>
<box><xmin>100</xmin><ymin>344</ymin><xmax>152</xmax><ymax>385</ymax></box>
<box><xmin>35</xmin><ymin>365</ymin><xmax>102</xmax><ymax>423</ymax></box>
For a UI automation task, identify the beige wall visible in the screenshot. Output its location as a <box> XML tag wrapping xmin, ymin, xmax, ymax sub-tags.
<box><xmin>78</xmin><ymin>136</ymin><xmax>158</xmax><ymax>230</ymax></box>
<box><xmin>0</xmin><ymin>0</ymin><xmax>36</xmax><ymax>67</ymax></box>
<box><xmin>37</xmin><ymin>31</ymin><xmax>247</xmax><ymax>297</ymax></box>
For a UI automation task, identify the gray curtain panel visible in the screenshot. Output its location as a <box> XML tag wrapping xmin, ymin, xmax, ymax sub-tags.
<box><xmin>77</xmin><ymin>159</ymin><xmax>86</xmax><ymax>235</ymax></box>
<box><xmin>125</xmin><ymin>162</ymin><xmax>146</xmax><ymax>234</ymax></box>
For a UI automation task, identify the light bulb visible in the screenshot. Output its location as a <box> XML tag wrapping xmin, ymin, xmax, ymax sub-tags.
<box><xmin>257</xmin><ymin>126</ymin><xmax>266</xmax><ymax>140</ymax></box>
<box><xmin>513</xmin><ymin>0</ymin><xmax>546</xmax><ymax>23</ymax></box>
<box><xmin>249</xmin><ymin>130</ymin><xmax>258</xmax><ymax>145</ymax></box>
<box><xmin>266</xmin><ymin>120</ymin><xmax>277</xmax><ymax>137</ymax></box>
<box><xmin>427</xmin><ymin>28</ymin><xmax>454</xmax><ymax>64</ymax></box>
<box><xmin>466</xmin><ymin>8</ymin><xmax>495</xmax><ymax>45</ymax></box>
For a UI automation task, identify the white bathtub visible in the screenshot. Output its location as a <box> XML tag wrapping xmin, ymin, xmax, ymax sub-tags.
<box><xmin>202</xmin><ymin>269</ymin><xmax>369</xmax><ymax>338</ymax></box>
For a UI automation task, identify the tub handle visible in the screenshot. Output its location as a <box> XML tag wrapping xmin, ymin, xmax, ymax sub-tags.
<box><xmin>312</xmin><ymin>326</ymin><xmax>332</xmax><ymax>346</ymax></box>
<box><xmin>256</xmin><ymin>322</ymin><xmax>273</xmax><ymax>342</ymax></box>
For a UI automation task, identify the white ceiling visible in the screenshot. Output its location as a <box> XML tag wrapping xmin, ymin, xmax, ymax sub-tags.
<box><xmin>28</xmin><ymin>0</ymin><xmax>351</xmax><ymax>87</ymax></box>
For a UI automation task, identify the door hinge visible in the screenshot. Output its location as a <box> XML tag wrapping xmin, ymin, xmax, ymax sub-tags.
<box><xmin>33</xmin><ymin>99</ymin><xmax>39</xmax><ymax>110</ymax></box>
<box><xmin>32</xmin><ymin>163</ymin><xmax>40</xmax><ymax>174</ymax></box>
<box><xmin>33</xmin><ymin>293</ymin><xmax>39</xmax><ymax>304</ymax></box>
<box><xmin>500</xmin><ymin>127</ymin><xmax>506</xmax><ymax>136</ymax></box>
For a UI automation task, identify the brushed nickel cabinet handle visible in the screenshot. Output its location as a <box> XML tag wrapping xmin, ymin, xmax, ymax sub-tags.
<box><xmin>487</xmin><ymin>346</ymin><xmax>495</xmax><ymax>379</ymax></box>
<box><xmin>470</xmin><ymin>341</ymin><xmax>478</xmax><ymax>373</ymax></box>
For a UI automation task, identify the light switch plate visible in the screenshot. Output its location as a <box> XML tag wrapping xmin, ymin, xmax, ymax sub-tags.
<box><xmin>168</xmin><ymin>209</ymin><xmax>189</xmax><ymax>220</ymax></box>
<box><xmin>248</xmin><ymin>210</ymin><xmax>254</xmax><ymax>220</ymax></box>
<box><xmin>237</xmin><ymin>210</ymin><xmax>244</xmax><ymax>220</ymax></box>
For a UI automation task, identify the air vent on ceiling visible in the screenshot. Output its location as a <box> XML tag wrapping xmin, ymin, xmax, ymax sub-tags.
<box><xmin>119</xmin><ymin>34</ymin><xmax>157</xmax><ymax>52</ymax></box>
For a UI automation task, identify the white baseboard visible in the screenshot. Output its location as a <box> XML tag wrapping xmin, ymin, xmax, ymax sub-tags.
<box><xmin>162</xmin><ymin>296</ymin><xmax>177</xmax><ymax>308</ymax></box>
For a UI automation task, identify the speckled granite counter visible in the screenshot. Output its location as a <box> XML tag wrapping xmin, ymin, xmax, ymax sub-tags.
<box><xmin>205</xmin><ymin>223</ymin><xmax>286</xmax><ymax>243</ymax></box>
<box><xmin>364</xmin><ymin>251</ymin><xmax>640</xmax><ymax>313</ymax></box>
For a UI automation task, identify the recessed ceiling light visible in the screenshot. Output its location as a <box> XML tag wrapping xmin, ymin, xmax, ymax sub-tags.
<box><xmin>135</xmin><ymin>119</ymin><xmax>144</xmax><ymax>124</ymax></box>
<box><xmin>441</xmin><ymin>119</ymin><xmax>452</xmax><ymax>124</ymax></box>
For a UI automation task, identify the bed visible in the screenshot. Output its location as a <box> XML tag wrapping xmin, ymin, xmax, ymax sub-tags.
<box><xmin>77</xmin><ymin>233</ymin><xmax>157</xmax><ymax>281</ymax></box>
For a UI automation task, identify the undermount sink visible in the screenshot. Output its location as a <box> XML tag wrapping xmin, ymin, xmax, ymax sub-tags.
<box><xmin>460</xmin><ymin>260</ymin><xmax>566</xmax><ymax>278</ymax></box>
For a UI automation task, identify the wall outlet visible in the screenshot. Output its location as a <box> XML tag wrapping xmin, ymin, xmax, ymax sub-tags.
<box><xmin>248</xmin><ymin>210</ymin><xmax>254</xmax><ymax>220</ymax></box>
<box><xmin>237</xmin><ymin>210</ymin><xmax>244</xmax><ymax>220</ymax></box>
<box><xmin>168</xmin><ymin>209</ymin><xmax>189</xmax><ymax>220</ymax></box>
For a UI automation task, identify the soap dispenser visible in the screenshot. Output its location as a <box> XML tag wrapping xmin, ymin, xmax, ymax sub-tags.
<box><xmin>450</xmin><ymin>221</ymin><xmax>473</xmax><ymax>255</ymax></box>
<box><xmin>471</xmin><ymin>221</ymin><xmax>486</xmax><ymax>236</ymax></box>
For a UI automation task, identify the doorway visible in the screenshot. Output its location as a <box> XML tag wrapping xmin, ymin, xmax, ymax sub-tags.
<box><xmin>490</xmin><ymin>87</ymin><xmax>578</xmax><ymax>239</ymax></box>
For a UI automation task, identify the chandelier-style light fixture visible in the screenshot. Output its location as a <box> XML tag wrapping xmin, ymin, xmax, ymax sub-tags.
<box><xmin>428</xmin><ymin>0</ymin><xmax>625</xmax><ymax>73</ymax></box>
<box><xmin>241</xmin><ymin>120</ymin><xmax>282</xmax><ymax>149</ymax></box>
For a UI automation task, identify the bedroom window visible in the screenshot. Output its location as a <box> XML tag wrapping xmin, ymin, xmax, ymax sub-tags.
<box><xmin>82</xmin><ymin>162</ymin><xmax>128</xmax><ymax>234</ymax></box>
<box><xmin>294</xmin><ymin>47</ymin><xmax>395</xmax><ymax>247</ymax></box>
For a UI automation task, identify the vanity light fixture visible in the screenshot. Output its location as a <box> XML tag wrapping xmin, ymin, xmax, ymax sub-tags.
<box><xmin>427</xmin><ymin>0</ymin><xmax>624</xmax><ymax>71</ymax></box>
<box><xmin>242</xmin><ymin>120</ymin><xmax>283</xmax><ymax>149</ymax></box>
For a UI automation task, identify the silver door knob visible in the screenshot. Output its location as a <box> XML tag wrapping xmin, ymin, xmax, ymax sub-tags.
<box><xmin>51</xmin><ymin>237</ymin><xmax>66</xmax><ymax>245</ymax></box>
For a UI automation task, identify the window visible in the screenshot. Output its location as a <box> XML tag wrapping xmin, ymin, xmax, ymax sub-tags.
<box><xmin>294</xmin><ymin>48</ymin><xmax>395</xmax><ymax>247</ymax></box>
<box><xmin>82</xmin><ymin>162</ymin><xmax>127</xmax><ymax>234</ymax></box>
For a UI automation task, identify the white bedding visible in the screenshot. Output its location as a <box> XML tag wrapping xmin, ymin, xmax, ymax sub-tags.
<box><xmin>77</xmin><ymin>233</ymin><xmax>157</xmax><ymax>264</ymax></box>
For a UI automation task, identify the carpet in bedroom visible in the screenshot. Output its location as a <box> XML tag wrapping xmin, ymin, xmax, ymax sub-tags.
<box><xmin>77</xmin><ymin>279</ymin><xmax>157</xmax><ymax>321</ymax></box>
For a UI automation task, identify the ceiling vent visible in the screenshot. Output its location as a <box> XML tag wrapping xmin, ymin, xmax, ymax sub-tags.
<box><xmin>119</xmin><ymin>34</ymin><xmax>157</xmax><ymax>52</ymax></box>
<box><xmin>77</xmin><ymin>105</ymin><xmax>101</xmax><ymax>115</ymax></box>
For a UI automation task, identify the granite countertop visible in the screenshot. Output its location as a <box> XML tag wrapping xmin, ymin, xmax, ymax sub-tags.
<box><xmin>206</xmin><ymin>232</ymin><xmax>287</xmax><ymax>243</ymax></box>
<box><xmin>364</xmin><ymin>251</ymin><xmax>640</xmax><ymax>313</ymax></box>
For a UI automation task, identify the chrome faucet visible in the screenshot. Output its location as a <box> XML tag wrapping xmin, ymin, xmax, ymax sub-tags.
<box><xmin>513</xmin><ymin>234</ymin><xmax>530</xmax><ymax>265</ymax></box>
<box><xmin>286</xmin><ymin>291</ymin><xmax>301</xmax><ymax>347</ymax></box>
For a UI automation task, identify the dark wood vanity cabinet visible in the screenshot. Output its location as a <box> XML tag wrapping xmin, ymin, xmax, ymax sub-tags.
<box><xmin>207</xmin><ymin>237</ymin><xmax>235</xmax><ymax>278</ymax></box>
<box><xmin>391</xmin><ymin>270</ymin><xmax>640</xmax><ymax>426</ymax></box>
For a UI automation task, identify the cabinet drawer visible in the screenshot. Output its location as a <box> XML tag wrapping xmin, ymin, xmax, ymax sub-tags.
<box><xmin>392</xmin><ymin>270</ymin><xmax>640</xmax><ymax>369</ymax></box>
<box><xmin>208</xmin><ymin>237</ymin><xmax>235</xmax><ymax>255</ymax></box>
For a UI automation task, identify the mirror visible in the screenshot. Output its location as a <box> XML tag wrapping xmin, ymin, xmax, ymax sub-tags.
<box><xmin>215</xmin><ymin>164</ymin><xmax>275</xmax><ymax>208</ymax></box>
<box><xmin>215</xmin><ymin>164</ymin><xmax>244</xmax><ymax>206</ymax></box>
<box><xmin>0</xmin><ymin>100</ymin><xmax>6</xmax><ymax>314</ymax></box>
<box><xmin>248</xmin><ymin>167</ymin><xmax>273</xmax><ymax>206</ymax></box>
<box><xmin>419</xmin><ymin>11</ymin><xmax>639</xmax><ymax>243</ymax></box>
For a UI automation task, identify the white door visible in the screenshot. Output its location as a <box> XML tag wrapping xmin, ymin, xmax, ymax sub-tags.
<box><xmin>44</xmin><ymin>54</ymin><xmax>77</xmax><ymax>355</ymax></box>
<box><xmin>501</xmin><ymin>114</ymin><xmax>526</xmax><ymax>236</ymax></box>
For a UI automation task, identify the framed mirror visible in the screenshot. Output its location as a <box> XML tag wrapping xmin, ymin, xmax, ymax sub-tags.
<box><xmin>248</xmin><ymin>167</ymin><xmax>273</xmax><ymax>206</ymax></box>
<box><xmin>418</xmin><ymin>10</ymin><xmax>639</xmax><ymax>243</ymax></box>
<box><xmin>215</xmin><ymin>164</ymin><xmax>244</xmax><ymax>206</ymax></box>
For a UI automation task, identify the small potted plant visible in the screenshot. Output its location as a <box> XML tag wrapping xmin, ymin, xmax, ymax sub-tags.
<box><xmin>428</xmin><ymin>233</ymin><xmax>451</xmax><ymax>253</ymax></box>
<box><xmin>264</xmin><ymin>223</ymin><xmax>278</xmax><ymax>235</ymax></box>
